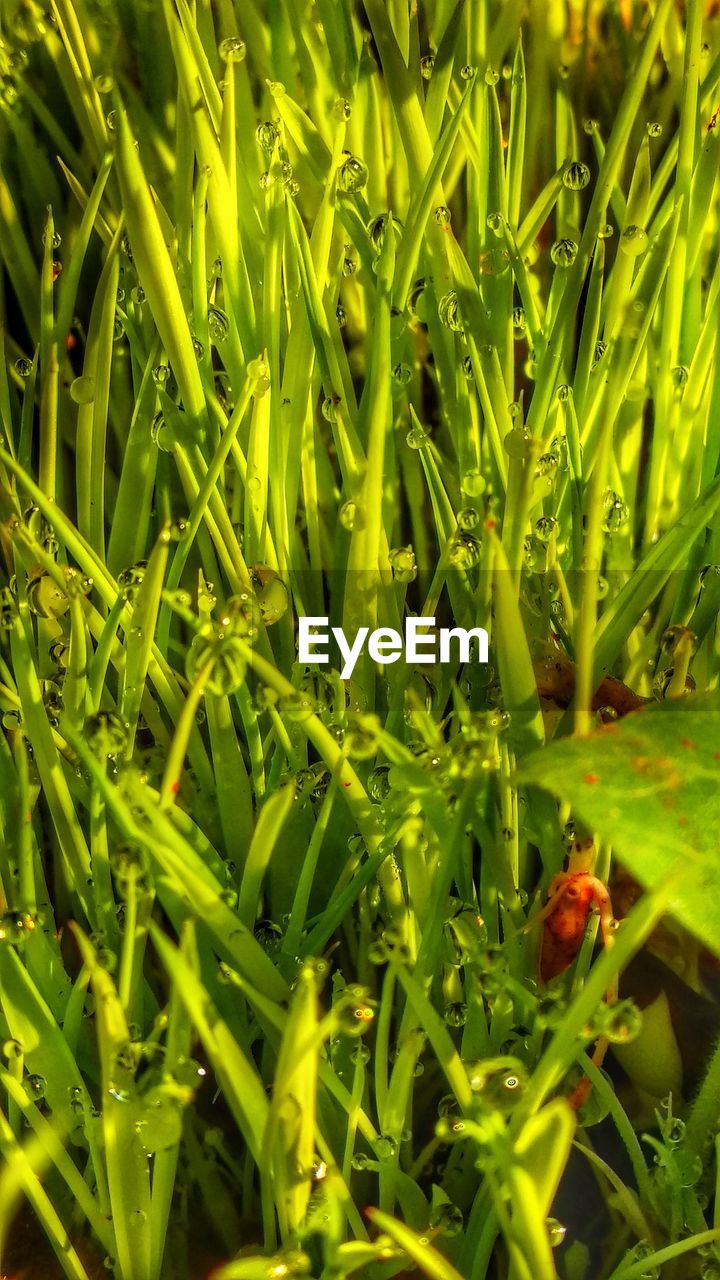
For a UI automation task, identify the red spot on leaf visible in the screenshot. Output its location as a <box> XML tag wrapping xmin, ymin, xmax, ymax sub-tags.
<box><xmin>680</xmin><ymin>738</ymin><xmax>696</xmax><ymax>749</ymax></box>
<box><xmin>584</xmin><ymin>772</ymin><xmax>599</xmax><ymax>785</ymax></box>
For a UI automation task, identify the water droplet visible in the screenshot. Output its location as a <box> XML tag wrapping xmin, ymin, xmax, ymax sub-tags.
<box><xmin>339</xmin><ymin>500</ymin><xmax>357</xmax><ymax>530</ymax></box>
<box><xmin>207</xmin><ymin>305</ymin><xmax>229</xmax><ymax>343</ymax></box>
<box><xmin>15</xmin><ymin>357</ymin><xmax>33</xmax><ymax>377</ymax></box>
<box><xmin>321</xmin><ymin>394</ymin><xmax>340</xmax><ymax>423</ymax></box>
<box><xmin>602</xmin><ymin>490</ymin><xmax>629</xmax><ymax>533</ymax></box>
<box><xmin>429</xmin><ymin>1202</ymin><xmax>464</xmax><ymax>1236</ymax></box>
<box><xmin>620</xmin><ymin>224</ymin><xmax>648</xmax><ymax>257</ymax></box>
<box><xmin>438</xmin><ymin>290</ymin><xmax>463</xmax><ymax>331</ymax></box>
<box><xmin>535</xmin><ymin>515</ymin><xmax>558</xmax><ymax>542</ymax></box>
<box><xmin>219</xmin><ymin>36</ymin><xmax>246</xmax><ymax>63</ymax></box>
<box><xmin>25</xmin><ymin>1073</ymin><xmax>47</xmax><ymax>1101</ymax></box>
<box><xmin>388</xmin><ymin>545</ymin><xmax>416</xmax><ymax>582</ymax></box>
<box><xmin>94</xmin><ymin>74</ymin><xmax>114</xmax><ymax>94</ymax></box>
<box><xmin>462</xmin><ymin>469</ymin><xmax>485</xmax><ymax>497</ymax></box>
<box><xmin>444</xmin><ymin>1002</ymin><xmax>468</xmax><ymax>1027</ymax></box>
<box><xmin>351</xmin><ymin>1152</ymin><xmax>370</xmax><ymax>1170</ymax></box>
<box><xmin>563</xmin><ymin>161</ymin><xmax>590</xmax><ymax>191</ymax></box>
<box><xmin>546</xmin><ymin>1217</ymin><xmax>566</xmax><ymax>1247</ymax></box>
<box><xmin>448</xmin><ymin>533</ymin><xmax>480</xmax><ymax>569</ymax></box>
<box><xmin>70</xmin><ymin>375</ymin><xmax>95</xmax><ymax>405</ymax></box>
<box><xmin>420</xmin><ymin>54</ymin><xmax>435</xmax><ymax>79</ymax></box>
<box><xmin>392</xmin><ymin>362</ymin><xmax>412</xmax><ymax>385</ymax></box>
<box><xmin>406</xmin><ymin>425</ymin><xmax>429</xmax><ymax>449</ymax></box>
<box><xmin>599</xmin><ymin>998</ymin><xmax>642</xmax><ymax>1044</ymax></box>
<box><xmin>256</xmin><ymin>120</ymin><xmax>281</xmax><ymax>153</ymax></box>
<box><xmin>434</xmin><ymin>205</ymin><xmax>451</xmax><ymax>229</ymax></box>
<box><xmin>337</xmin><ymin>153</ymin><xmax>368</xmax><ymax>194</ymax></box>
<box><xmin>647</xmin><ymin>121</ymin><xmax>663</xmax><ymax>138</ymax></box>
<box><xmin>551</xmin><ymin>238</ymin><xmax>578</xmax><ymax>267</ymax></box>
<box><xmin>376</xmin><ymin>1134</ymin><xmax>398</xmax><ymax>1159</ymax></box>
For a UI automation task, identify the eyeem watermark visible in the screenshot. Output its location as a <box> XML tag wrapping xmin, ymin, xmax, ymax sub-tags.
<box><xmin>298</xmin><ymin>616</ymin><xmax>489</xmax><ymax>680</ymax></box>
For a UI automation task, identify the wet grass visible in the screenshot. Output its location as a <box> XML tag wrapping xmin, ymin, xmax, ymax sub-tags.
<box><xmin>0</xmin><ymin>1</ymin><xmax>720</xmax><ymax>1278</ymax></box>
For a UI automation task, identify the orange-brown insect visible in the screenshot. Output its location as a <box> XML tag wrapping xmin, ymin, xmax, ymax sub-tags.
<box><xmin>537</xmin><ymin>838</ymin><xmax>616</xmax><ymax>984</ymax></box>
<box><xmin>529</xmin><ymin>837</ymin><xmax>617</xmax><ymax>1109</ymax></box>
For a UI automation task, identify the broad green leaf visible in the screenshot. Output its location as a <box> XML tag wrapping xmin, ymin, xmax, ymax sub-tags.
<box><xmin>517</xmin><ymin>695</ymin><xmax>720</xmax><ymax>953</ymax></box>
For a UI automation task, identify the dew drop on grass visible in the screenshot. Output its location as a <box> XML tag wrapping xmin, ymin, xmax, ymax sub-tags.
<box><xmin>462</xmin><ymin>468</ymin><xmax>485</xmax><ymax>497</ymax></box>
<box><xmin>546</xmin><ymin>1218</ymin><xmax>567</xmax><ymax>1247</ymax></box>
<box><xmin>389</xmin><ymin>545</ymin><xmax>417</xmax><ymax>582</ymax></box>
<box><xmin>434</xmin><ymin>204</ymin><xmax>451</xmax><ymax>228</ymax></box>
<box><xmin>135</xmin><ymin>1096</ymin><xmax>184</xmax><ymax>1154</ymax></box>
<box><xmin>14</xmin><ymin>357</ymin><xmax>32</xmax><ymax>377</ymax></box>
<box><xmin>512</xmin><ymin>306</ymin><xmax>526</xmax><ymax>331</ymax></box>
<box><xmin>339</xmin><ymin>500</ymin><xmax>357</xmax><ymax>530</ymax></box>
<box><xmin>535</xmin><ymin>515</ymin><xmax>558</xmax><ymax>542</ymax></box>
<box><xmin>443</xmin><ymin>1001</ymin><xmax>468</xmax><ymax>1027</ymax></box>
<box><xmin>504</xmin><ymin>425</ymin><xmax>531</xmax><ymax>459</ymax></box>
<box><xmin>438</xmin><ymin>289</ymin><xmax>463</xmax><ymax>331</ymax></box>
<box><xmin>551</xmin><ymin>238</ymin><xmax>578</xmax><ymax>267</ymax></box>
<box><xmin>70</xmin><ymin>375</ymin><xmax>95</xmax><ymax>405</ymax></box>
<box><xmin>647</xmin><ymin>121</ymin><xmax>663</xmax><ymax>138</ymax></box>
<box><xmin>429</xmin><ymin>1202</ymin><xmax>464</xmax><ymax>1236</ymax></box>
<box><xmin>420</xmin><ymin>54</ymin><xmax>435</xmax><ymax>79</ymax></box>
<box><xmin>219</xmin><ymin>36</ymin><xmax>246</xmax><ymax>63</ymax></box>
<box><xmin>351</xmin><ymin>1151</ymin><xmax>370</xmax><ymax>1170</ymax></box>
<box><xmin>321</xmin><ymin>394</ymin><xmax>340</xmax><ymax>422</ymax></box>
<box><xmin>448</xmin><ymin>534</ymin><xmax>480</xmax><ymax>569</ymax></box>
<box><xmin>457</xmin><ymin>507</ymin><xmax>479</xmax><ymax>531</ymax></box>
<box><xmin>406</xmin><ymin>424</ymin><xmax>429</xmax><ymax>449</ymax></box>
<box><xmin>25</xmin><ymin>1073</ymin><xmax>47</xmax><ymax>1100</ymax></box>
<box><xmin>597</xmin><ymin>222</ymin><xmax>614</xmax><ymax>239</ymax></box>
<box><xmin>336</xmin><ymin>303</ymin><xmax>347</xmax><ymax>328</ymax></box>
<box><xmin>563</xmin><ymin>160</ymin><xmax>590</xmax><ymax>190</ymax></box>
<box><xmin>392</xmin><ymin>362</ymin><xmax>412</xmax><ymax>385</ymax></box>
<box><xmin>256</xmin><ymin>119</ymin><xmax>280</xmax><ymax>153</ymax></box>
<box><xmin>376</xmin><ymin>1134</ymin><xmax>398</xmax><ymax>1159</ymax></box>
<box><xmin>599</xmin><ymin>998</ymin><xmax>642</xmax><ymax>1043</ymax></box>
<box><xmin>602</xmin><ymin>491</ymin><xmax>629</xmax><ymax>532</ymax></box>
<box><xmin>337</xmin><ymin>153</ymin><xmax>368</xmax><ymax>194</ymax></box>
<box><xmin>620</xmin><ymin>224</ymin><xmax>648</xmax><ymax>256</ymax></box>
<box><xmin>94</xmin><ymin>73</ymin><xmax>114</xmax><ymax>94</ymax></box>
<box><xmin>207</xmin><ymin>305</ymin><xmax>229</xmax><ymax>343</ymax></box>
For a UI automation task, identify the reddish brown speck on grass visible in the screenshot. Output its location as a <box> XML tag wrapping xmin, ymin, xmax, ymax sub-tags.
<box><xmin>681</xmin><ymin>738</ymin><xmax>696</xmax><ymax>749</ymax></box>
<box><xmin>714</xmin><ymin>752</ymin><xmax>720</xmax><ymax>761</ymax></box>
<box><xmin>343</xmin><ymin>780</ymin><xmax>351</xmax><ymax>788</ymax></box>
<box><xmin>584</xmin><ymin>773</ymin><xmax>599</xmax><ymax>784</ymax></box>
<box><xmin>485</xmin><ymin>518</ymin><xmax>496</xmax><ymax>529</ymax></box>
<box><xmin>678</xmin><ymin>815</ymin><xmax>688</xmax><ymax>826</ymax></box>
<box><xmin>170</xmin><ymin>780</ymin><xmax>180</xmax><ymax>795</ymax></box>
